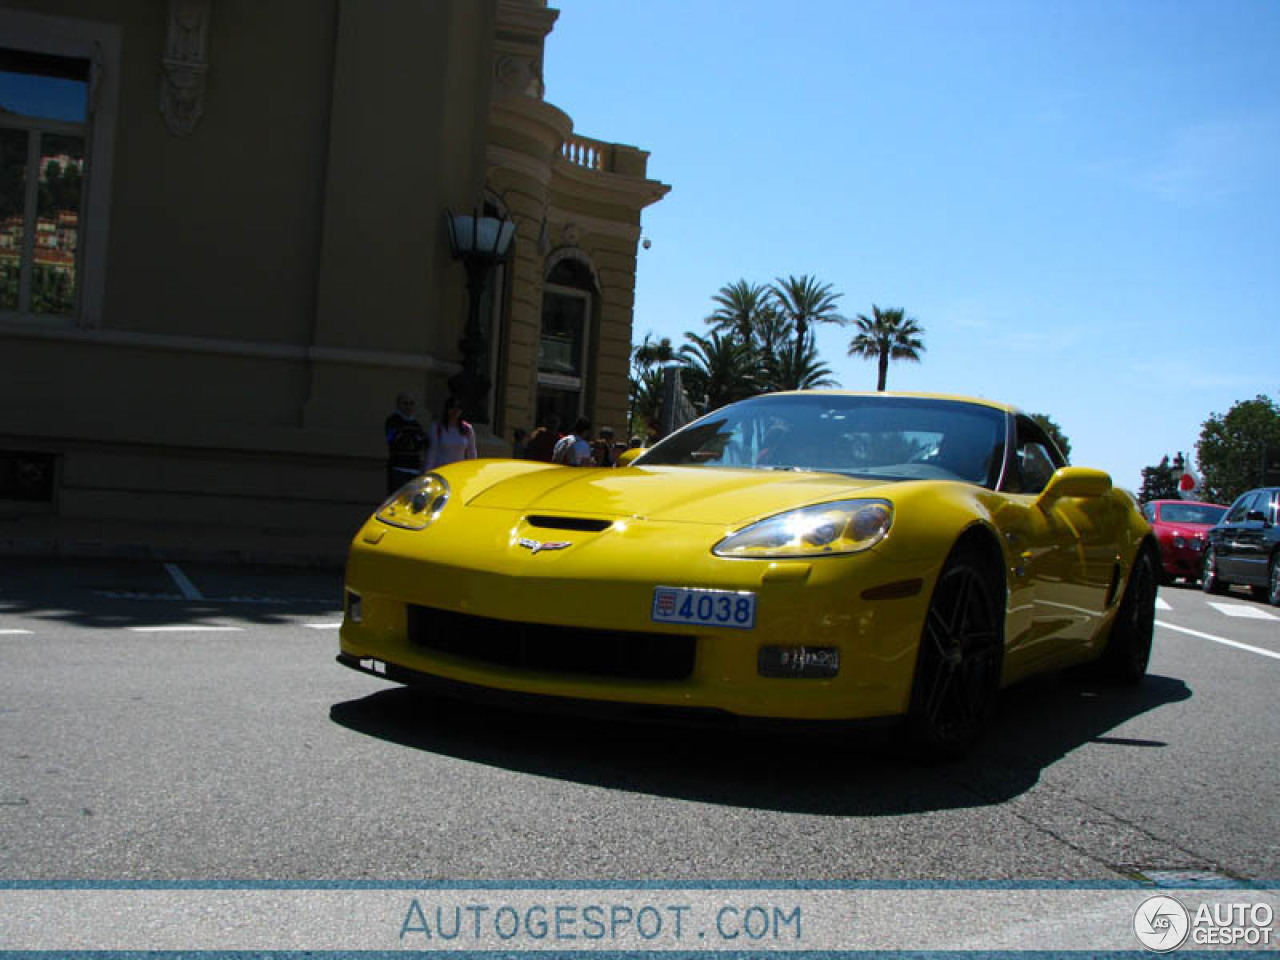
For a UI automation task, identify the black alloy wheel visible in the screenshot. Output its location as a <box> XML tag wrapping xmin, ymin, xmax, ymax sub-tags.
<box><xmin>1101</xmin><ymin>549</ymin><xmax>1158</xmax><ymax>685</ymax></box>
<box><xmin>908</xmin><ymin>547</ymin><xmax>1003</xmax><ymax>758</ymax></box>
<box><xmin>1201</xmin><ymin>546</ymin><xmax>1228</xmax><ymax>595</ymax></box>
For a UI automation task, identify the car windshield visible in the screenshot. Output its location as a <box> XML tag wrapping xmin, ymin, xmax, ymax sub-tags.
<box><xmin>1158</xmin><ymin>503</ymin><xmax>1227</xmax><ymax>525</ymax></box>
<box><xmin>636</xmin><ymin>393</ymin><xmax>1007</xmax><ymax>486</ymax></box>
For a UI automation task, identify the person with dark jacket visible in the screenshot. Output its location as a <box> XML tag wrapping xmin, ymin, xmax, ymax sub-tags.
<box><xmin>523</xmin><ymin>413</ymin><xmax>561</xmax><ymax>462</ymax></box>
<box><xmin>385</xmin><ymin>392</ymin><xmax>429</xmax><ymax>494</ymax></box>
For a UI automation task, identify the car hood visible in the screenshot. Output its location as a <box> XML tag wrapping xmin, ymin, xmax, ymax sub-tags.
<box><xmin>465</xmin><ymin>464</ymin><xmax>889</xmax><ymax>525</ymax></box>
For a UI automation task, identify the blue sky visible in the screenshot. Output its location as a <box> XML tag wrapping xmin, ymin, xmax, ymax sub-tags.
<box><xmin>543</xmin><ymin>0</ymin><xmax>1280</xmax><ymax>493</ymax></box>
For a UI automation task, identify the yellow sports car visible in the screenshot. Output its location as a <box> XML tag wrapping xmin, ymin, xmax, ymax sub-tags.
<box><xmin>338</xmin><ymin>391</ymin><xmax>1157</xmax><ymax>754</ymax></box>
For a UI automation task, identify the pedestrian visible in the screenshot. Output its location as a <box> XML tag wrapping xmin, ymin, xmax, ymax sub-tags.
<box><xmin>592</xmin><ymin>425</ymin><xmax>617</xmax><ymax>466</ymax></box>
<box><xmin>426</xmin><ymin>395</ymin><xmax>477</xmax><ymax>469</ymax></box>
<box><xmin>384</xmin><ymin>391</ymin><xmax>429</xmax><ymax>494</ymax></box>
<box><xmin>552</xmin><ymin>416</ymin><xmax>594</xmax><ymax>466</ymax></box>
<box><xmin>523</xmin><ymin>413</ymin><xmax>561</xmax><ymax>462</ymax></box>
<box><xmin>512</xmin><ymin>427</ymin><xmax>528</xmax><ymax>459</ymax></box>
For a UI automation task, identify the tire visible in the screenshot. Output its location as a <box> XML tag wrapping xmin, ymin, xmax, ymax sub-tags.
<box><xmin>1101</xmin><ymin>549</ymin><xmax>1158</xmax><ymax>685</ymax></box>
<box><xmin>1201</xmin><ymin>546</ymin><xmax>1228</xmax><ymax>595</ymax></box>
<box><xmin>1270</xmin><ymin>555</ymin><xmax>1280</xmax><ymax>608</ymax></box>
<box><xmin>908</xmin><ymin>546</ymin><xmax>1003</xmax><ymax>758</ymax></box>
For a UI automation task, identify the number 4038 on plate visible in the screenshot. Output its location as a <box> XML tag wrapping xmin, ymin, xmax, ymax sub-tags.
<box><xmin>651</xmin><ymin>586</ymin><xmax>756</xmax><ymax>629</ymax></box>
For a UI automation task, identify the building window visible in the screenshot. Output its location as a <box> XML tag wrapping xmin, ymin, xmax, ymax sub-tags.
<box><xmin>537</xmin><ymin>258</ymin><xmax>596</xmax><ymax>428</ymax></box>
<box><xmin>0</xmin><ymin>12</ymin><xmax>120</xmax><ymax>327</ymax></box>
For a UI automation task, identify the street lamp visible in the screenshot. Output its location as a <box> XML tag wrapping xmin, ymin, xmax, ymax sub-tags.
<box><xmin>446</xmin><ymin>209</ymin><xmax>516</xmax><ymax>424</ymax></box>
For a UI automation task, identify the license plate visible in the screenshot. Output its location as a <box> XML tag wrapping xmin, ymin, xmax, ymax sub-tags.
<box><xmin>651</xmin><ymin>586</ymin><xmax>756</xmax><ymax>629</ymax></box>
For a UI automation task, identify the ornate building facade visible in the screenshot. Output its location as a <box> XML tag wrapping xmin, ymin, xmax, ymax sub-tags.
<box><xmin>0</xmin><ymin>0</ymin><xmax>668</xmax><ymax>549</ymax></box>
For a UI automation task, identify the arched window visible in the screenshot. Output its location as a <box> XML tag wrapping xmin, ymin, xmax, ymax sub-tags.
<box><xmin>536</xmin><ymin>253</ymin><xmax>597</xmax><ymax>428</ymax></box>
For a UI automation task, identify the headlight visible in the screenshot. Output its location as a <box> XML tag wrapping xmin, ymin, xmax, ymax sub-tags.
<box><xmin>376</xmin><ymin>473</ymin><xmax>450</xmax><ymax>530</ymax></box>
<box><xmin>1173</xmin><ymin>536</ymin><xmax>1185</xmax><ymax>549</ymax></box>
<box><xmin>713</xmin><ymin>499</ymin><xmax>893</xmax><ymax>559</ymax></box>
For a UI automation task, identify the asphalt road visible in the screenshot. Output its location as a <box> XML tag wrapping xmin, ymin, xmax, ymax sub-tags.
<box><xmin>1</xmin><ymin>557</ymin><xmax>1277</xmax><ymax>882</ymax></box>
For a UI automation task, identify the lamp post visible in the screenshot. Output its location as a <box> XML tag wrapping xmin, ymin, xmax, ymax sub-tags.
<box><xmin>446</xmin><ymin>209</ymin><xmax>516</xmax><ymax>424</ymax></box>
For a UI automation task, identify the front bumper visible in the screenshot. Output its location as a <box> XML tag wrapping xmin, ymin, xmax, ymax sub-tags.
<box><xmin>338</xmin><ymin>514</ymin><xmax>940</xmax><ymax>722</ymax></box>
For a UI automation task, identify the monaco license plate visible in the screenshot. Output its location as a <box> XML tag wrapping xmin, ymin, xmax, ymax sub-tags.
<box><xmin>651</xmin><ymin>586</ymin><xmax>756</xmax><ymax>630</ymax></box>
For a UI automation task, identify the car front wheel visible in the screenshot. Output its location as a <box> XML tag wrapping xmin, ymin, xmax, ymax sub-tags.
<box><xmin>908</xmin><ymin>546</ymin><xmax>1003</xmax><ymax>758</ymax></box>
<box><xmin>1101</xmin><ymin>548</ymin><xmax>1158</xmax><ymax>685</ymax></box>
<box><xmin>1201</xmin><ymin>546</ymin><xmax>1228</xmax><ymax>595</ymax></box>
<box><xmin>1269</xmin><ymin>555</ymin><xmax>1280</xmax><ymax>608</ymax></box>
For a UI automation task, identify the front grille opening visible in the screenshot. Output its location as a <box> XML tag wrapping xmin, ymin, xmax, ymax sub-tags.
<box><xmin>407</xmin><ymin>605</ymin><xmax>694</xmax><ymax>681</ymax></box>
<box><xmin>526</xmin><ymin>515</ymin><xmax>612</xmax><ymax>532</ymax></box>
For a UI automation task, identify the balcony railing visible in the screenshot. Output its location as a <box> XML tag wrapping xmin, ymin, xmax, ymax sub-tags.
<box><xmin>561</xmin><ymin>134</ymin><xmax>610</xmax><ymax>171</ymax></box>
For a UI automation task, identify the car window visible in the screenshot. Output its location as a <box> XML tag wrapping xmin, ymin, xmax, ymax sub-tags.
<box><xmin>1159</xmin><ymin>503</ymin><xmax>1227</xmax><ymax>525</ymax></box>
<box><xmin>636</xmin><ymin>394</ymin><xmax>1007</xmax><ymax>486</ymax></box>
<box><xmin>1142</xmin><ymin>503</ymin><xmax>1156</xmax><ymax>522</ymax></box>
<box><xmin>1006</xmin><ymin>416</ymin><xmax>1066</xmax><ymax>495</ymax></box>
<box><xmin>1226</xmin><ymin>492</ymin><xmax>1258</xmax><ymax>523</ymax></box>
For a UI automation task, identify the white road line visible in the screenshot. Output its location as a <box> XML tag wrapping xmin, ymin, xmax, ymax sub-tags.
<box><xmin>1205</xmin><ymin>601</ymin><xmax>1279</xmax><ymax>621</ymax></box>
<box><xmin>163</xmin><ymin>563</ymin><xmax>204</xmax><ymax>601</ymax></box>
<box><xmin>1155</xmin><ymin>597</ymin><xmax>1173</xmax><ymax>611</ymax></box>
<box><xmin>1156</xmin><ymin>620</ymin><xmax>1280</xmax><ymax>661</ymax></box>
<box><xmin>0</xmin><ymin>628</ymin><xmax>34</xmax><ymax>635</ymax></box>
<box><xmin>128</xmin><ymin>625</ymin><xmax>243</xmax><ymax>633</ymax></box>
<box><xmin>302</xmin><ymin>623</ymin><xmax>342</xmax><ymax>630</ymax></box>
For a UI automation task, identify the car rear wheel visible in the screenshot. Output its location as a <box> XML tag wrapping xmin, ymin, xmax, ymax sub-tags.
<box><xmin>908</xmin><ymin>546</ymin><xmax>1003</xmax><ymax>758</ymax></box>
<box><xmin>1269</xmin><ymin>556</ymin><xmax>1280</xmax><ymax>607</ymax></box>
<box><xmin>1201</xmin><ymin>546</ymin><xmax>1228</xmax><ymax>594</ymax></box>
<box><xmin>1100</xmin><ymin>548</ymin><xmax>1157</xmax><ymax>685</ymax></box>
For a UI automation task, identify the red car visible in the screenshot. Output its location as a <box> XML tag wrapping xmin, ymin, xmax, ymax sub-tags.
<box><xmin>1141</xmin><ymin>499</ymin><xmax>1229</xmax><ymax>583</ymax></box>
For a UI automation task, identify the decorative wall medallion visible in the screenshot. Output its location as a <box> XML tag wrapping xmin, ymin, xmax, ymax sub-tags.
<box><xmin>159</xmin><ymin>0</ymin><xmax>211</xmax><ymax>136</ymax></box>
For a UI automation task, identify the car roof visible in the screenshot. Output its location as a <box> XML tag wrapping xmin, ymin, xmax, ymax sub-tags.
<box><xmin>765</xmin><ymin>390</ymin><xmax>1019</xmax><ymax>415</ymax></box>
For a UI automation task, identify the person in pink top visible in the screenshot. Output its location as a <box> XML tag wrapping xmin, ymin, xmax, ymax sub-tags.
<box><xmin>426</xmin><ymin>395</ymin><xmax>477</xmax><ymax>468</ymax></box>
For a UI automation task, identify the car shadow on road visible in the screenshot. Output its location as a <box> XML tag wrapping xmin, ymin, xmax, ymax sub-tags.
<box><xmin>329</xmin><ymin>671</ymin><xmax>1191</xmax><ymax>816</ymax></box>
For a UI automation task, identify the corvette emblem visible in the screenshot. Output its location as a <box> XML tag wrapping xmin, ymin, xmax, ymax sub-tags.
<box><xmin>517</xmin><ymin>537</ymin><xmax>572</xmax><ymax>555</ymax></box>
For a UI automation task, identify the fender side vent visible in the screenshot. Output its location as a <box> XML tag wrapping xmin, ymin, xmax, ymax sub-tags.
<box><xmin>1104</xmin><ymin>562</ymin><xmax>1122</xmax><ymax>607</ymax></box>
<box><xmin>526</xmin><ymin>515</ymin><xmax>612</xmax><ymax>532</ymax></box>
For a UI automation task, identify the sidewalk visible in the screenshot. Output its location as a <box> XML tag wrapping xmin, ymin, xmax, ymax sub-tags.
<box><xmin>0</xmin><ymin>513</ymin><xmax>350</xmax><ymax>570</ymax></box>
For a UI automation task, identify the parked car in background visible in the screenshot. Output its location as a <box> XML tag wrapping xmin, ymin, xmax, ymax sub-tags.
<box><xmin>1202</xmin><ymin>486</ymin><xmax>1280</xmax><ymax>605</ymax></box>
<box><xmin>1140</xmin><ymin>499</ymin><xmax>1228</xmax><ymax>584</ymax></box>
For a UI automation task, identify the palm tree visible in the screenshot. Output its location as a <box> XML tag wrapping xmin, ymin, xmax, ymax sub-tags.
<box><xmin>632</xmin><ymin>333</ymin><xmax>674</xmax><ymax>374</ymax></box>
<box><xmin>678</xmin><ymin>331</ymin><xmax>759</xmax><ymax>412</ymax></box>
<box><xmin>847</xmin><ymin>305</ymin><xmax>926</xmax><ymax>391</ymax></box>
<box><xmin>769</xmin><ymin>275</ymin><xmax>845</xmax><ymax>377</ymax></box>
<box><xmin>705</xmin><ymin>280</ymin><xmax>772</xmax><ymax>345</ymax></box>
<box><xmin>629</xmin><ymin>333</ymin><xmax>675</xmax><ymax>433</ymax></box>
<box><xmin>763</xmin><ymin>337</ymin><xmax>839</xmax><ymax>391</ymax></box>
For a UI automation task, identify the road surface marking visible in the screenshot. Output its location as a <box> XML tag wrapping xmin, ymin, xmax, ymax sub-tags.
<box><xmin>302</xmin><ymin>623</ymin><xmax>342</xmax><ymax>630</ymax></box>
<box><xmin>128</xmin><ymin>625</ymin><xmax>243</xmax><ymax>633</ymax></box>
<box><xmin>1155</xmin><ymin>597</ymin><xmax>1172</xmax><ymax>611</ymax></box>
<box><xmin>1205</xmin><ymin>601</ymin><xmax>1278</xmax><ymax>621</ymax></box>
<box><xmin>1156</xmin><ymin>620</ymin><xmax>1280</xmax><ymax>661</ymax></box>
<box><xmin>0</xmin><ymin>628</ymin><xmax>33</xmax><ymax>635</ymax></box>
<box><xmin>163</xmin><ymin>563</ymin><xmax>204</xmax><ymax>601</ymax></box>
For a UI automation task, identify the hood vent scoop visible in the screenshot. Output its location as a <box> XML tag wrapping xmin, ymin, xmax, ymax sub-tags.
<box><xmin>526</xmin><ymin>515</ymin><xmax>612</xmax><ymax>532</ymax></box>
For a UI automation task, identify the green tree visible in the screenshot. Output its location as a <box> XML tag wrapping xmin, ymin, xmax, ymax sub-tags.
<box><xmin>705</xmin><ymin>280</ymin><xmax>773</xmax><ymax>345</ymax></box>
<box><xmin>1029</xmin><ymin>412</ymin><xmax>1072</xmax><ymax>461</ymax></box>
<box><xmin>628</xmin><ymin>333</ymin><xmax>674</xmax><ymax>435</ymax></box>
<box><xmin>678</xmin><ymin>330</ymin><xmax>759</xmax><ymax>412</ymax></box>
<box><xmin>769</xmin><ymin>275</ymin><xmax>845</xmax><ymax>377</ymax></box>
<box><xmin>763</xmin><ymin>336</ymin><xmax>839</xmax><ymax>391</ymax></box>
<box><xmin>1138</xmin><ymin>456</ymin><xmax>1180</xmax><ymax>503</ymax></box>
<box><xmin>1197</xmin><ymin>394</ymin><xmax>1280</xmax><ymax>504</ymax></box>
<box><xmin>846</xmin><ymin>305</ymin><xmax>925</xmax><ymax>391</ymax></box>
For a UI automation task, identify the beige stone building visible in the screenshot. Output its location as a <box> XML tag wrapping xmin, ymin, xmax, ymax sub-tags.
<box><xmin>0</xmin><ymin>0</ymin><xmax>668</xmax><ymax>556</ymax></box>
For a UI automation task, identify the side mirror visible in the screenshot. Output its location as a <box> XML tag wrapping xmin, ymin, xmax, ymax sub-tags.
<box><xmin>615</xmin><ymin>447</ymin><xmax>643</xmax><ymax>467</ymax></box>
<box><xmin>1036</xmin><ymin>467</ymin><xmax>1112</xmax><ymax>508</ymax></box>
